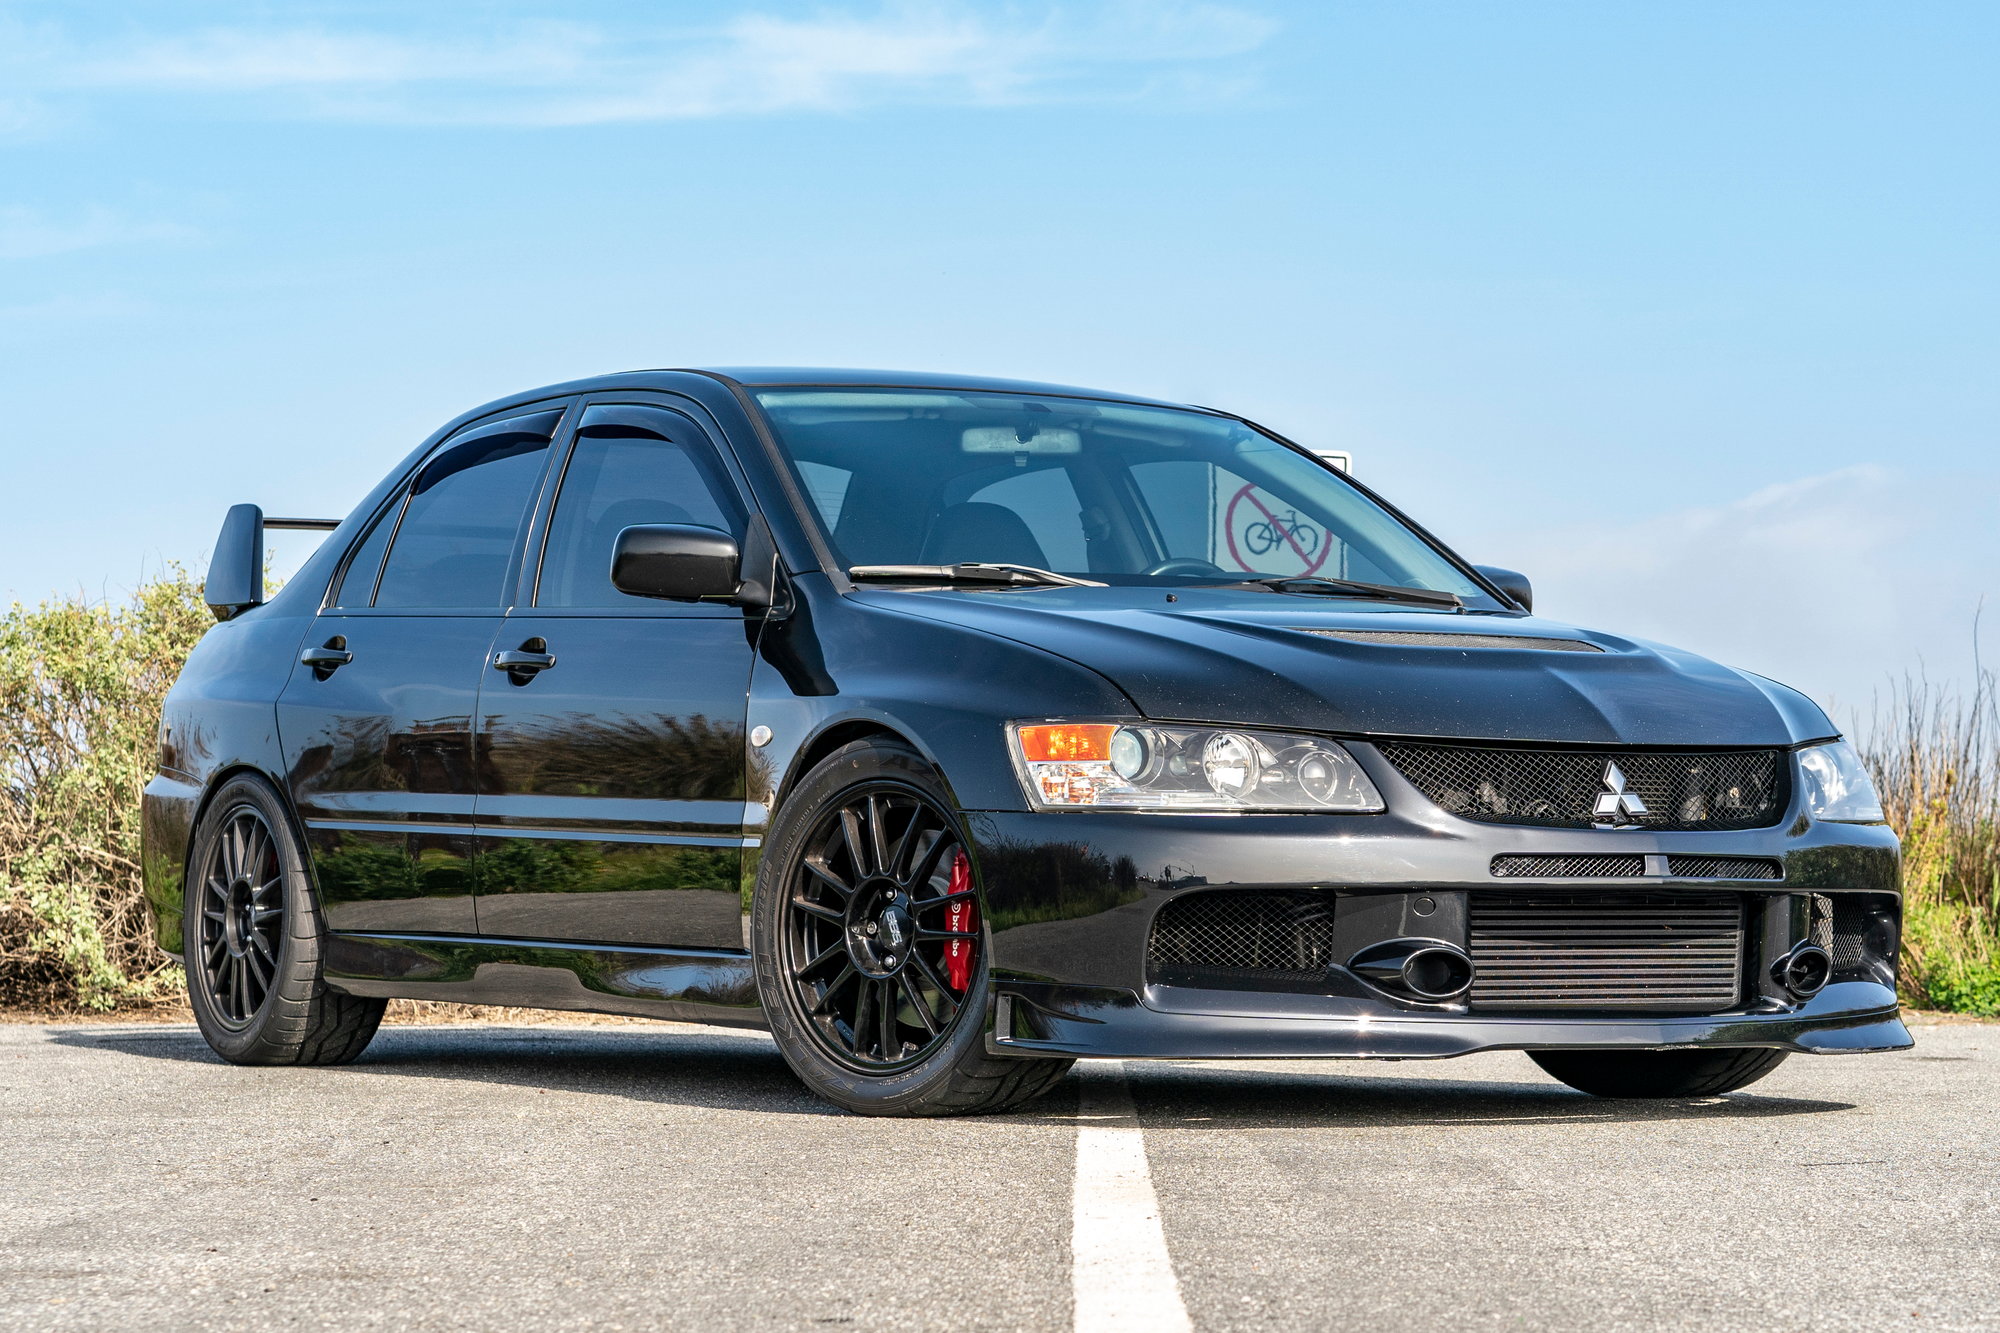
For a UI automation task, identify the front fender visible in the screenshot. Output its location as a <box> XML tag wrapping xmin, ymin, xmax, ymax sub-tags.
<box><xmin>746</xmin><ymin>574</ymin><xmax>1136</xmax><ymax>825</ymax></box>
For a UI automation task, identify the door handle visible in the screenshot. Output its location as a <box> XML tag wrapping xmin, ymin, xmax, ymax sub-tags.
<box><xmin>300</xmin><ymin>638</ymin><xmax>352</xmax><ymax>677</ymax></box>
<box><xmin>493</xmin><ymin>638</ymin><xmax>556</xmax><ymax>682</ymax></box>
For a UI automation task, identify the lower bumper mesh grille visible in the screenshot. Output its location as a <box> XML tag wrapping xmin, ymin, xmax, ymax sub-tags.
<box><xmin>1489</xmin><ymin>854</ymin><xmax>1783</xmax><ymax>881</ymax></box>
<box><xmin>1469</xmin><ymin>892</ymin><xmax>1746</xmax><ymax>1013</ymax></box>
<box><xmin>1825</xmin><ymin>895</ymin><xmax>1873</xmax><ymax>972</ymax></box>
<box><xmin>1492</xmin><ymin>854</ymin><xmax>1646</xmax><ymax>878</ymax></box>
<box><xmin>1667</xmin><ymin>855</ymin><xmax>1782</xmax><ymax>880</ymax></box>
<box><xmin>1146</xmin><ymin>890</ymin><xmax>1335</xmax><ymax>989</ymax></box>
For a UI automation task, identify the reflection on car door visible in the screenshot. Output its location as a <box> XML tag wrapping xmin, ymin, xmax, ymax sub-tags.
<box><xmin>471</xmin><ymin>401</ymin><xmax>757</xmax><ymax>949</ymax></box>
<box><xmin>277</xmin><ymin>407</ymin><xmax>565</xmax><ymax>934</ymax></box>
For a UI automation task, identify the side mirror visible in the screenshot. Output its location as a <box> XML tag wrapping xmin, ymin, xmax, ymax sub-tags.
<box><xmin>611</xmin><ymin>524</ymin><xmax>748</xmax><ymax>603</ymax></box>
<box><xmin>1473</xmin><ymin>564</ymin><xmax>1532</xmax><ymax>612</ymax></box>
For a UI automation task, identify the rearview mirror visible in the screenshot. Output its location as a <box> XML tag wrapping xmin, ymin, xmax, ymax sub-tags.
<box><xmin>611</xmin><ymin>524</ymin><xmax>745</xmax><ymax>603</ymax></box>
<box><xmin>1474</xmin><ymin>565</ymin><xmax>1532</xmax><ymax>612</ymax></box>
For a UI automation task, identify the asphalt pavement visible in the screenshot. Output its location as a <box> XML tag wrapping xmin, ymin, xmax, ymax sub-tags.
<box><xmin>2</xmin><ymin>1017</ymin><xmax>1995</xmax><ymax>1332</ymax></box>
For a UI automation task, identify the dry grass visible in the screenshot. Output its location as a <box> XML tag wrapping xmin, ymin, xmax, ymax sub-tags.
<box><xmin>1855</xmin><ymin>669</ymin><xmax>2000</xmax><ymax>1015</ymax></box>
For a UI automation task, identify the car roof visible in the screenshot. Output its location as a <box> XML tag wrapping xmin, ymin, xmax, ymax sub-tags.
<box><xmin>691</xmin><ymin>367</ymin><xmax>1197</xmax><ymax>408</ymax></box>
<box><xmin>467</xmin><ymin>367</ymin><xmax>1204</xmax><ymax>417</ymax></box>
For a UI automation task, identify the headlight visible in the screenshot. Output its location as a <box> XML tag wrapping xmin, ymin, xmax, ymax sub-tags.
<box><xmin>1798</xmin><ymin>740</ymin><xmax>1886</xmax><ymax>823</ymax></box>
<box><xmin>1011</xmin><ymin>721</ymin><xmax>1385</xmax><ymax>812</ymax></box>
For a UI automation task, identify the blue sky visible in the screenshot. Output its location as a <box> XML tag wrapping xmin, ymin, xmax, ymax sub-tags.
<box><xmin>3</xmin><ymin>0</ymin><xmax>1995</xmax><ymax>720</ymax></box>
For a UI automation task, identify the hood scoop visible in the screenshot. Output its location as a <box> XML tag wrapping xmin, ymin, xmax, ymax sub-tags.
<box><xmin>1295</xmin><ymin>628</ymin><xmax>1602</xmax><ymax>653</ymax></box>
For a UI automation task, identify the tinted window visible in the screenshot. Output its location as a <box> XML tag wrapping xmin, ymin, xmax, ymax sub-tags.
<box><xmin>1129</xmin><ymin>459</ymin><xmax>1399</xmax><ymax>584</ymax></box>
<box><xmin>794</xmin><ymin>460</ymin><xmax>852</xmax><ymax>530</ymax></box>
<box><xmin>940</xmin><ymin>465</ymin><xmax>1089</xmax><ymax>571</ymax></box>
<box><xmin>536</xmin><ymin>405</ymin><xmax>743</xmax><ymax>608</ymax></box>
<box><xmin>331</xmin><ymin>500</ymin><xmax>398</xmax><ymax>607</ymax></box>
<box><xmin>372</xmin><ymin>410</ymin><xmax>561</xmax><ymax>608</ymax></box>
<box><xmin>754</xmin><ymin>388</ymin><xmax>1489</xmax><ymax>599</ymax></box>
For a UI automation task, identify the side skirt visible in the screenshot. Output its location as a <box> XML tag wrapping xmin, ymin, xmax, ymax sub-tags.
<box><xmin>324</xmin><ymin>932</ymin><xmax>768</xmax><ymax>1029</ymax></box>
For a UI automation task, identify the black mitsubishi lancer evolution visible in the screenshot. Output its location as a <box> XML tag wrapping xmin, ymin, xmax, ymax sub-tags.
<box><xmin>142</xmin><ymin>367</ymin><xmax>1907</xmax><ymax>1115</ymax></box>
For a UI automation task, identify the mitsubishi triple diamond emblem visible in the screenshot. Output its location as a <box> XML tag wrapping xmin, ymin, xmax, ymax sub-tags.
<box><xmin>1592</xmin><ymin>761</ymin><xmax>1650</xmax><ymax>827</ymax></box>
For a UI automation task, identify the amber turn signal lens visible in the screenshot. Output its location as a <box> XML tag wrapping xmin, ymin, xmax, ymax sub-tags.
<box><xmin>1016</xmin><ymin>723</ymin><xmax>1117</xmax><ymax>763</ymax></box>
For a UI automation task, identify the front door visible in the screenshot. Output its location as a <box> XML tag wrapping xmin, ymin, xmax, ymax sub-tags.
<box><xmin>471</xmin><ymin>401</ymin><xmax>758</xmax><ymax>948</ymax></box>
<box><xmin>278</xmin><ymin>406</ymin><xmax>565</xmax><ymax>935</ymax></box>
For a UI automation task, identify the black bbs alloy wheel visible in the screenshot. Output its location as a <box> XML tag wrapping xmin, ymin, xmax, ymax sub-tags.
<box><xmin>785</xmin><ymin>790</ymin><xmax>979</xmax><ymax>1070</ymax></box>
<box><xmin>183</xmin><ymin>775</ymin><xmax>386</xmax><ymax>1066</ymax></box>
<box><xmin>753</xmin><ymin>739</ymin><xmax>1072</xmax><ymax>1116</ymax></box>
<box><xmin>194</xmin><ymin>805</ymin><xmax>285</xmax><ymax>1027</ymax></box>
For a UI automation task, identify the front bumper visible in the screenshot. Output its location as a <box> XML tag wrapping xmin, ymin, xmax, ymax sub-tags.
<box><xmin>989</xmin><ymin>980</ymin><xmax>1909</xmax><ymax>1059</ymax></box>
<box><xmin>966</xmin><ymin>800</ymin><xmax>1907</xmax><ymax>1061</ymax></box>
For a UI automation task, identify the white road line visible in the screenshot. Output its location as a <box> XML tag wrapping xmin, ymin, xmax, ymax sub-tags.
<box><xmin>1072</xmin><ymin>1060</ymin><xmax>1194</xmax><ymax>1333</ymax></box>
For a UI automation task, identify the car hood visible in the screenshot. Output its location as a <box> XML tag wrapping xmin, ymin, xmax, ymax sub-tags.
<box><xmin>850</xmin><ymin>585</ymin><xmax>1835</xmax><ymax>747</ymax></box>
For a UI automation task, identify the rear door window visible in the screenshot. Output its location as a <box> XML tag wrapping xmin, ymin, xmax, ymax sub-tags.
<box><xmin>370</xmin><ymin>409</ymin><xmax>562</xmax><ymax>609</ymax></box>
<box><xmin>330</xmin><ymin>501</ymin><xmax>398</xmax><ymax>608</ymax></box>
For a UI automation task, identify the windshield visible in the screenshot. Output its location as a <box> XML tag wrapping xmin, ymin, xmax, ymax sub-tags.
<box><xmin>752</xmin><ymin>388</ymin><xmax>1493</xmax><ymax>602</ymax></box>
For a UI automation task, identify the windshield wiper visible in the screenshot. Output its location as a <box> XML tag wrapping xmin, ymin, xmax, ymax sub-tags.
<box><xmin>848</xmin><ymin>563</ymin><xmax>1107</xmax><ymax>589</ymax></box>
<box><xmin>1233</xmin><ymin>576</ymin><xmax>1462</xmax><ymax>608</ymax></box>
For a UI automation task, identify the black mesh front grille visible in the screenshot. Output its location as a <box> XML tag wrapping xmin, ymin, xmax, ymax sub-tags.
<box><xmin>1146</xmin><ymin>891</ymin><xmax>1335</xmax><ymax>987</ymax></box>
<box><xmin>1377</xmin><ymin>743</ymin><xmax>1786</xmax><ymax>831</ymax></box>
<box><xmin>1667</xmin><ymin>855</ymin><xmax>1784</xmax><ymax>880</ymax></box>
<box><xmin>1492</xmin><ymin>854</ymin><xmax>1646</xmax><ymax>878</ymax></box>
<box><xmin>1469</xmin><ymin>893</ymin><xmax>1746</xmax><ymax>1012</ymax></box>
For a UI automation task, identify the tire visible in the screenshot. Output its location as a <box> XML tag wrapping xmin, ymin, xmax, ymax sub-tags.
<box><xmin>183</xmin><ymin>774</ymin><xmax>386</xmax><ymax>1066</ymax></box>
<box><xmin>1529</xmin><ymin>1047</ymin><xmax>1789</xmax><ymax>1098</ymax></box>
<box><xmin>752</xmin><ymin>737</ymin><xmax>1073</xmax><ymax>1116</ymax></box>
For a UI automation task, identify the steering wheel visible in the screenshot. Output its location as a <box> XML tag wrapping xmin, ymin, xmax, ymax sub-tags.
<box><xmin>1142</xmin><ymin>557</ymin><xmax>1229</xmax><ymax>577</ymax></box>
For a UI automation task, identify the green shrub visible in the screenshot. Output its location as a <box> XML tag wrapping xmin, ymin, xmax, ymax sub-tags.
<box><xmin>1855</xmin><ymin>673</ymin><xmax>2000</xmax><ymax>1014</ymax></box>
<box><xmin>0</xmin><ymin>570</ymin><xmax>209</xmax><ymax>1011</ymax></box>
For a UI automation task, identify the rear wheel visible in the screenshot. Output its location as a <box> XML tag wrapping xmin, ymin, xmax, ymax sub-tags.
<box><xmin>752</xmin><ymin>738</ymin><xmax>1072</xmax><ymax>1116</ymax></box>
<box><xmin>184</xmin><ymin>775</ymin><xmax>385</xmax><ymax>1065</ymax></box>
<box><xmin>1529</xmin><ymin>1047</ymin><xmax>1788</xmax><ymax>1098</ymax></box>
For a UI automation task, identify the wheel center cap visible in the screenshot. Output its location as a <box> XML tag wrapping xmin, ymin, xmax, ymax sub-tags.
<box><xmin>846</xmin><ymin>880</ymin><xmax>913</xmax><ymax>977</ymax></box>
<box><xmin>878</xmin><ymin>904</ymin><xmax>913</xmax><ymax>952</ymax></box>
<box><xmin>223</xmin><ymin>878</ymin><xmax>255</xmax><ymax>956</ymax></box>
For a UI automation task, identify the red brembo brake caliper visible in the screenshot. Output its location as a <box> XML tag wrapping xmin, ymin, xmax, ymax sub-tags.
<box><xmin>944</xmin><ymin>851</ymin><xmax>978</xmax><ymax>992</ymax></box>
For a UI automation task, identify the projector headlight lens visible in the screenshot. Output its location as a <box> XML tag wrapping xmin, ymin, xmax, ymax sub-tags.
<box><xmin>1108</xmin><ymin>726</ymin><xmax>1151</xmax><ymax>781</ymax></box>
<box><xmin>1011</xmin><ymin>722</ymin><xmax>1385</xmax><ymax>813</ymax></box>
<box><xmin>1201</xmin><ymin>733</ymin><xmax>1259</xmax><ymax>800</ymax></box>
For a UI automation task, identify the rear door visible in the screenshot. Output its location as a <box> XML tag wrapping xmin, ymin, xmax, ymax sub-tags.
<box><xmin>470</xmin><ymin>399</ymin><xmax>758</xmax><ymax>948</ymax></box>
<box><xmin>277</xmin><ymin>406</ymin><xmax>566</xmax><ymax>935</ymax></box>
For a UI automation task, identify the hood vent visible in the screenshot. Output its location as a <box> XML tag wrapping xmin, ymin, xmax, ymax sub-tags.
<box><xmin>1296</xmin><ymin>628</ymin><xmax>1602</xmax><ymax>653</ymax></box>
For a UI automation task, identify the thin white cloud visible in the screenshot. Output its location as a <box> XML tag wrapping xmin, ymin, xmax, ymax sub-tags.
<box><xmin>9</xmin><ymin>3</ymin><xmax>1276</xmax><ymax>126</ymax></box>
<box><xmin>63</xmin><ymin>23</ymin><xmax>597</xmax><ymax>92</ymax></box>
<box><xmin>0</xmin><ymin>206</ymin><xmax>195</xmax><ymax>260</ymax></box>
<box><xmin>1488</xmin><ymin>466</ymin><xmax>2000</xmax><ymax>717</ymax></box>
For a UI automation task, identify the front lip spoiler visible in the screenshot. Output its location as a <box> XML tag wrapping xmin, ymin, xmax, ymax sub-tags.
<box><xmin>988</xmin><ymin>981</ymin><xmax>1912</xmax><ymax>1061</ymax></box>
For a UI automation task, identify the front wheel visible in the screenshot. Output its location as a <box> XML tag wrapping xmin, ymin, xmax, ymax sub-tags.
<box><xmin>1530</xmin><ymin>1047</ymin><xmax>1789</xmax><ymax>1098</ymax></box>
<box><xmin>183</xmin><ymin>775</ymin><xmax>386</xmax><ymax>1065</ymax></box>
<box><xmin>752</xmin><ymin>738</ymin><xmax>1072</xmax><ymax>1116</ymax></box>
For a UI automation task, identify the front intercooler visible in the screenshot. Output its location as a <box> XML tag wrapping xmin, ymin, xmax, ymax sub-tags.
<box><xmin>1466</xmin><ymin>892</ymin><xmax>1746</xmax><ymax>1013</ymax></box>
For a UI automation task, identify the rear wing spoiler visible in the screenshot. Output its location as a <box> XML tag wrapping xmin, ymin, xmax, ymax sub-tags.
<box><xmin>205</xmin><ymin>503</ymin><xmax>341</xmax><ymax>621</ymax></box>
